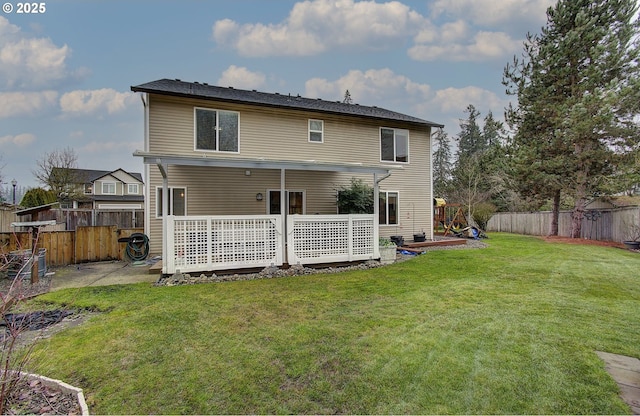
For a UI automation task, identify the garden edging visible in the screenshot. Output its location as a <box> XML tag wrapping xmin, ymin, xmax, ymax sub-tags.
<box><xmin>19</xmin><ymin>371</ymin><xmax>89</xmax><ymax>415</ymax></box>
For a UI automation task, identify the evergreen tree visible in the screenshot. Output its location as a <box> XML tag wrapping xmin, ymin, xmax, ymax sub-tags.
<box><xmin>342</xmin><ymin>90</ymin><xmax>353</xmax><ymax>104</ymax></box>
<box><xmin>432</xmin><ymin>128</ymin><xmax>452</xmax><ymax>198</ymax></box>
<box><xmin>20</xmin><ymin>187</ymin><xmax>57</xmax><ymax>208</ymax></box>
<box><xmin>482</xmin><ymin>111</ymin><xmax>504</xmax><ymax>148</ymax></box>
<box><xmin>455</xmin><ymin>104</ymin><xmax>485</xmax><ymax>163</ymax></box>
<box><xmin>504</xmin><ymin>0</ymin><xmax>640</xmax><ymax>237</ymax></box>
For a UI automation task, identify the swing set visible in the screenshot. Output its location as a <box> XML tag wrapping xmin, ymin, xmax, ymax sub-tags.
<box><xmin>433</xmin><ymin>198</ymin><xmax>472</xmax><ymax>237</ymax></box>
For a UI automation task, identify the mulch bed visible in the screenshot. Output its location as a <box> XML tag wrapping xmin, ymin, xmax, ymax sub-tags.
<box><xmin>540</xmin><ymin>236</ymin><xmax>627</xmax><ymax>249</ymax></box>
<box><xmin>5</xmin><ymin>378</ymin><xmax>82</xmax><ymax>415</ymax></box>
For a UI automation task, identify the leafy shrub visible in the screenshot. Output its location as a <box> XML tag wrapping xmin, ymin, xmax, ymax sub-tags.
<box><xmin>336</xmin><ymin>178</ymin><xmax>374</xmax><ymax>214</ymax></box>
<box><xmin>472</xmin><ymin>202</ymin><xmax>496</xmax><ymax>230</ymax></box>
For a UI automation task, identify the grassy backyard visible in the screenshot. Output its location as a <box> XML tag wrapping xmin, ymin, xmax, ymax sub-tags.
<box><xmin>25</xmin><ymin>233</ymin><xmax>640</xmax><ymax>414</ymax></box>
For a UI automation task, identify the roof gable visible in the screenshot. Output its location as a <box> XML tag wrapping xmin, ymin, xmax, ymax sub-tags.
<box><xmin>131</xmin><ymin>78</ymin><xmax>444</xmax><ymax>128</ymax></box>
<box><xmin>52</xmin><ymin>168</ymin><xmax>143</xmax><ymax>184</ymax></box>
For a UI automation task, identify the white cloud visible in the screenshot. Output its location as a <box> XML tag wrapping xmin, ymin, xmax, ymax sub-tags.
<box><xmin>409</xmin><ymin>30</ymin><xmax>521</xmax><ymax>62</ymax></box>
<box><xmin>432</xmin><ymin>86</ymin><xmax>505</xmax><ymax>113</ymax></box>
<box><xmin>217</xmin><ymin>65</ymin><xmax>266</xmax><ymax>90</ymax></box>
<box><xmin>0</xmin><ymin>17</ymin><xmax>79</xmax><ymax>89</ymax></box>
<box><xmin>59</xmin><ymin>89</ymin><xmax>137</xmax><ymax>116</ymax></box>
<box><xmin>305</xmin><ymin>68</ymin><xmax>431</xmax><ymax>104</ymax></box>
<box><xmin>212</xmin><ymin>0</ymin><xmax>425</xmax><ymax>57</ymax></box>
<box><xmin>81</xmin><ymin>140</ymin><xmax>141</xmax><ymax>153</ymax></box>
<box><xmin>429</xmin><ymin>0</ymin><xmax>554</xmax><ymax>27</ymax></box>
<box><xmin>0</xmin><ymin>133</ymin><xmax>36</xmax><ymax>147</ymax></box>
<box><xmin>0</xmin><ymin>91</ymin><xmax>58</xmax><ymax>118</ymax></box>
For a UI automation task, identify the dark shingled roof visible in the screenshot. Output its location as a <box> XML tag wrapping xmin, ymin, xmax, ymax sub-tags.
<box><xmin>131</xmin><ymin>78</ymin><xmax>444</xmax><ymax>128</ymax></box>
<box><xmin>55</xmin><ymin>168</ymin><xmax>143</xmax><ymax>183</ymax></box>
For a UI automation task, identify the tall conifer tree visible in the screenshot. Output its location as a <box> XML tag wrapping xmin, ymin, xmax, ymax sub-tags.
<box><xmin>504</xmin><ymin>0</ymin><xmax>640</xmax><ymax>237</ymax></box>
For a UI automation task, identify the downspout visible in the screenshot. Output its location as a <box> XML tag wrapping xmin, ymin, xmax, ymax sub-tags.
<box><xmin>141</xmin><ymin>93</ymin><xmax>151</xmax><ymax>246</ymax></box>
<box><xmin>428</xmin><ymin>128</ymin><xmax>435</xmax><ymax>241</ymax></box>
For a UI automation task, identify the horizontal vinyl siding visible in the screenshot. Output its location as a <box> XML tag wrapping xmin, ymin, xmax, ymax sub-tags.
<box><xmin>144</xmin><ymin>95</ymin><xmax>433</xmax><ymax>254</ymax></box>
<box><xmin>149</xmin><ymin>95</ymin><xmax>413</xmax><ymax>165</ymax></box>
<box><xmin>378</xmin><ymin>128</ymin><xmax>432</xmax><ymax>239</ymax></box>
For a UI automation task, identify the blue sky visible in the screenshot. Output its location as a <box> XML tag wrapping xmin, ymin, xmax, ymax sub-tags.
<box><xmin>0</xmin><ymin>0</ymin><xmax>557</xmax><ymax>192</ymax></box>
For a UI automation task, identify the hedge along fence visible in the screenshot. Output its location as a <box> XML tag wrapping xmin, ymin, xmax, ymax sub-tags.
<box><xmin>0</xmin><ymin>226</ymin><xmax>144</xmax><ymax>267</ymax></box>
<box><xmin>486</xmin><ymin>206</ymin><xmax>640</xmax><ymax>242</ymax></box>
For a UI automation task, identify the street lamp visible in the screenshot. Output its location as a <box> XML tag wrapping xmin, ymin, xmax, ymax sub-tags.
<box><xmin>11</xmin><ymin>179</ymin><xmax>16</xmax><ymax>206</ymax></box>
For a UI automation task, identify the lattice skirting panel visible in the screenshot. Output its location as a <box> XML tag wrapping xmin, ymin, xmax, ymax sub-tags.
<box><xmin>287</xmin><ymin>214</ymin><xmax>376</xmax><ymax>265</ymax></box>
<box><xmin>166</xmin><ymin>215</ymin><xmax>283</xmax><ymax>274</ymax></box>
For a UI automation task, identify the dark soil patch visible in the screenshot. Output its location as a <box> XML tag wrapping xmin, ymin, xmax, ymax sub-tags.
<box><xmin>540</xmin><ymin>236</ymin><xmax>626</xmax><ymax>249</ymax></box>
<box><xmin>6</xmin><ymin>378</ymin><xmax>82</xmax><ymax>415</ymax></box>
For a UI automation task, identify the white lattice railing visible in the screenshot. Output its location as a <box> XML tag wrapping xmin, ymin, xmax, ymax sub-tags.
<box><xmin>287</xmin><ymin>214</ymin><xmax>378</xmax><ymax>265</ymax></box>
<box><xmin>165</xmin><ymin>215</ymin><xmax>283</xmax><ymax>274</ymax></box>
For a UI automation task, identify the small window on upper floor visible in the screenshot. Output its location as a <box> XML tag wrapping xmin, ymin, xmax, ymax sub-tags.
<box><xmin>84</xmin><ymin>183</ymin><xmax>93</xmax><ymax>194</ymax></box>
<box><xmin>309</xmin><ymin>119</ymin><xmax>324</xmax><ymax>143</ymax></box>
<box><xmin>128</xmin><ymin>184</ymin><xmax>139</xmax><ymax>195</ymax></box>
<box><xmin>102</xmin><ymin>182</ymin><xmax>116</xmax><ymax>195</ymax></box>
<box><xmin>380</xmin><ymin>127</ymin><xmax>409</xmax><ymax>163</ymax></box>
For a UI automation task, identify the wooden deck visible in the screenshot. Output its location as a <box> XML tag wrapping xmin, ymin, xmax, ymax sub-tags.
<box><xmin>399</xmin><ymin>238</ymin><xmax>468</xmax><ymax>253</ymax></box>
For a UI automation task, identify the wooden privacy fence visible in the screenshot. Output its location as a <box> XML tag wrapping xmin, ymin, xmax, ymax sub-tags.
<box><xmin>486</xmin><ymin>206</ymin><xmax>640</xmax><ymax>242</ymax></box>
<box><xmin>35</xmin><ymin>209</ymin><xmax>144</xmax><ymax>230</ymax></box>
<box><xmin>0</xmin><ymin>226</ymin><xmax>144</xmax><ymax>267</ymax></box>
<box><xmin>0</xmin><ymin>208</ymin><xmax>19</xmax><ymax>233</ymax></box>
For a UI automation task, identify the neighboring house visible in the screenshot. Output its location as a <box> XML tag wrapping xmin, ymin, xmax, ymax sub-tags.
<box><xmin>131</xmin><ymin>78</ymin><xmax>443</xmax><ymax>274</ymax></box>
<box><xmin>52</xmin><ymin>168</ymin><xmax>144</xmax><ymax>210</ymax></box>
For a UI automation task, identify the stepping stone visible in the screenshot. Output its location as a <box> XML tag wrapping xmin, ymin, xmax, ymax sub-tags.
<box><xmin>597</xmin><ymin>351</ymin><xmax>640</xmax><ymax>415</ymax></box>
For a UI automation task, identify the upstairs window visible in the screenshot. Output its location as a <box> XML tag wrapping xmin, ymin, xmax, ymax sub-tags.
<box><xmin>380</xmin><ymin>127</ymin><xmax>409</xmax><ymax>163</ymax></box>
<box><xmin>308</xmin><ymin>119</ymin><xmax>324</xmax><ymax>143</ymax></box>
<box><xmin>127</xmin><ymin>184</ymin><xmax>139</xmax><ymax>194</ymax></box>
<box><xmin>102</xmin><ymin>182</ymin><xmax>116</xmax><ymax>195</ymax></box>
<box><xmin>84</xmin><ymin>183</ymin><xmax>93</xmax><ymax>194</ymax></box>
<box><xmin>195</xmin><ymin>108</ymin><xmax>239</xmax><ymax>152</ymax></box>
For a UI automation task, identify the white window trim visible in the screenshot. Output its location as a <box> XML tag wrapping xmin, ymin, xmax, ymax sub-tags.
<box><xmin>155</xmin><ymin>186</ymin><xmax>187</xmax><ymax>218</ymax></box>
<box><xmin>380</xmin><ymin>127</ymin><xmax>410</xmax><ymax>164</ymax></box>
<box><xmin>193</xmin><ymin>107</ymin><xmax>241</xmax><ymax>153</ymax></box>
<box><xmin>266</xmin><ymin>189</ymin><xmax>306</xmax><ymax>215</ymax></box>
<box><xmin>308</xmin><ymin>119</ymin><xmax>324</xmax><ymax>143</ymax></box>
<box><xmin>102</xmin><ymin>182</ymin><xmax>117</xmax><ymax>195</ymax></box>
<box><xmin>379</xmin><ymin>190</ymin><xmax>399</xmax><ymax>226</ymax></box>
<box><xmin>127</xmin><ymin>183</ymin><xmax>139</xmax><ymax>195</ymax></box>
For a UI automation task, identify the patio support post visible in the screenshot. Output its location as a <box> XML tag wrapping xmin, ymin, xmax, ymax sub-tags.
<box><xmin>373</xmin><ymin>173</ymin><xmax>380</xmax><ymax>258</ymax></box>
<box><xmin>281</xmin><ymin>168</ymin><xmax>287</xmax><ymax>263</ymax></box>
<box><xmin>157</xmin><ymin>161</ymin><xmax>169</xmax><ymax>274</ymax></box>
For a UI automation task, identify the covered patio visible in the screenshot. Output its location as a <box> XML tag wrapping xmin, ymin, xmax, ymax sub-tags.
<box><xmin>134</xmin><ymin>152</ymin><xmax>400</xmax><ymax>275</ymax></box>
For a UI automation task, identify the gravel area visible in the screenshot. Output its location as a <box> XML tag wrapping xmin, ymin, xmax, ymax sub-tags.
<box><xmin>156</xmin><ymin>238</ymin><xmax>489</xmax><ymax>287</ymax></box>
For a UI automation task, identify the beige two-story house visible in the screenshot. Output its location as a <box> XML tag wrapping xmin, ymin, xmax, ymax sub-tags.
<box><xmin>131</xmin><ymin>79</ymin><xmax>443</xmax><ymax>274</ymax></box>
<box><xmin>52</xmin><ymin>167</ymin><xmax>144</xmax><ymax>210</ymax></box>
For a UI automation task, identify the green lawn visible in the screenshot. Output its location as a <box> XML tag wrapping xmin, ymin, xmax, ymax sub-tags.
<box><xmin>28</xmin><ymin>233</ymin><xmax>640</xmax><ymax>414</ymax></box>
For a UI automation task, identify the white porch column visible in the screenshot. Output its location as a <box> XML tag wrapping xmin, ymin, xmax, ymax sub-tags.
<box><xmin>281</xmin><ymin>168</ymin><xmax>287</xmax><ymax>263</ymax></box>
<box><xmin>157</xmin><ymin>161</ymin><xmax>169</xmax><ymax>274</ymax></box>
<box><xmin>373</xmin><ymin>173</ymin><xmax>380</xmax><ymax>257</ymax></box>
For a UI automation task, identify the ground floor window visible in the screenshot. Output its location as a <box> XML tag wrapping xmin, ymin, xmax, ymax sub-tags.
<box><xmin>267</xmin><ymin>190</ymin><xmax>305</xmax><ymax>215</ymax></box>
<box><xmin>156</xmin><ymin>187</ymin><xmax>186</xmax><ymax>217</ymax></box>
<box><xmin>379</xmin><ymin>191</ymin><xmax>398</xmax><ymax>225</ymax></box>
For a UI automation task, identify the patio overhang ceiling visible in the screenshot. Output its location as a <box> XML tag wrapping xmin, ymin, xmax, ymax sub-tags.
<box><xmin>133</xmin><ymin>151</ymin><xmax>401</xmax><ymax>177</ymax></box>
